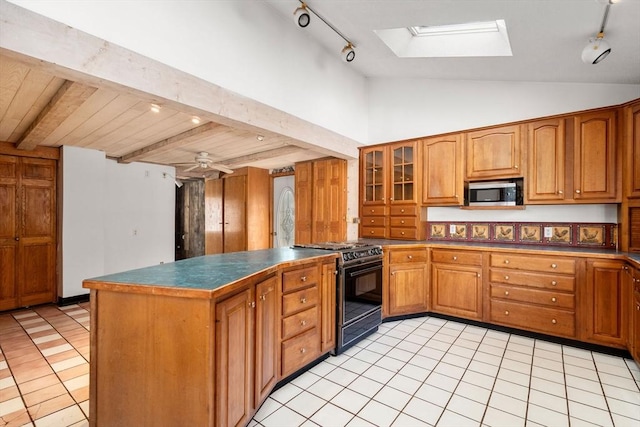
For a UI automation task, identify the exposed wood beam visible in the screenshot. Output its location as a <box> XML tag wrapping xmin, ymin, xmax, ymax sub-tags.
<box><xmin>223</xmin><ymin>145</ymin><xmax>304</xmax><ymax>167</ymax></box>
<box><xmin>118</xmin><ymin>122</ymin><xmax>221</xmax><ymax>164</ymax></box>
<box><xmin>16</xmin><ymin>80</ymin><xmax>96</xmax><ymax>150</ymax></box>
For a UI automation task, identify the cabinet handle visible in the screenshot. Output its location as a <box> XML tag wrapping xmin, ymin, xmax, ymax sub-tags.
<box><xmin>575</xmin><ymin>190</ymin><xmax>581</xmax><ymax>194</ymax></box>
<box><xmin>551</xmin><ymin>264</ymin><xmax>557</xmax><ymax>269</ymax></box>
<box><xmin>300</xmin><ymin>348</ymin><xmax>306</xmax><ymax>354</ymax></box>
<box><xmin>300</xmin><ymin>276</ymin><xmax>307</xmax><ymax>282</ymax></box>
<box><xmin>505</xmin><ymin>311</ymin><xmax>509</xmax><ymax>316</ymax></box>
<box><xmin>300</xmin><ymin>297</ymin><xmax>307</xmax><ymax>304</ymax></box>
<box><xmin>504</xmin><ymin>291</ymin><xmax>509</xmax><ymax>296</ymax></box>
<box><xmin>477</xmin><ymin>273</ymin><xmax>481</xmax><ymax>278</ymax></box>
<box><xmin>391</xmin><ymin>271</ymin><xmax>396</xmax><ymax>276</ymax></box>
<box><xmin>636</xmin><ymin>304</ymin><xmax>640</xmax><ymax>311</ymax></box>
<box><xmin>504</xmin><ymin>259</ymin><xmax>510</xmax><ymax>264</ymax></box>
<box><xmin>453</xmin><ymin>256</ymin><xmax>458</xmax><ymax>261</ymax></box>
<box><xmin>408</xmin><ymin>255</ymin><xmax>413</xmax><ymax>260</ymax></box>
<box><xmin>551</xmin><ymin>281</ymin><xmax>557</xmax><ymax>286</ymax></box>
<box><xmin>249</xmin><ymin>301</ymin><xmax>255</xmax><ymax>308</ymax></box>
<box><xmin>260</xmin><ymin>294</ymin><xmax>266</xmax><ymax>301</ymax></box>
<box><xmin>504</xmin><ymin>275</ymin><xmax>509</xmax><ymax>280</ymax></box>
<box><xmin>551</xmin><ymin>319</ymin><xmax>557</xmax><ymax>324</ymax></box>
<box><xmin>551</xmin><ymin>297</ymin><xmax>557</xmax><ymax>303</ymax></box>
<box><xmin>301</xmin><ymin>320</ymin><xmax>307</xmax><ymax>326</ymax></box>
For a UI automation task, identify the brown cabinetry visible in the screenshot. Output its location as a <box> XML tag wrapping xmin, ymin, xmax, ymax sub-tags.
<box><xmin>526</xmin><ymin>119</ymin><xmax>566</xmax><ymax>203</ymax></box>
<box><xmin>385</xmin><ymin>247</ymin><xmax>429</xmax><ymax>317</ymax></box>
<box><xmin>489</xmin><ymin>253</ymin><xmax>577</xmax><ymax>339</ymax></box>
<box><xmin>431</xmin><ymin>249</ymin><xmax>483</xmax><ymax>320</ymax></box>
<box><xmin>255</xmin><ymin>276</ymin><xmax>278</xmax><ymax>405</ymax></box>
<box><xmin>295</xmin><ymin>158</ymin><xmax>347</xmax><ymax>244</ymax></box>
<box><xmin>582</xmin><ymin>259</ymin><xmax>627</xmax><ymax>348</ymax></box>
<box><xmin>421</xmin><ymin>134</ymin><xmax>464</xmax><ymax>206</ymax></box>
<box><xmin>360</xmin><ymin>142</ymin><xmax>423</xmax><ymax>240</ymax></box>
<box><xmin>0</xmin><ymin>154</ymin><xmax>57</xmax><ymax>311</ymax></box>
<box><xmin>631</xmin><ymin>266</ymin><xmax>640</xmax><ymax>363</ymax></box>
<box><xmin>320</xmin><ymin>261</ymin><xmax>337</xmax><ymax>353</ymax></box>
<box><xmin>205</xmin><ymin>167</ymin><xmax>270</xmax><ymax>254</ymax></box>
<box><xmin>621</xmin><ymin>101</ymin><xmax>640</xmax><ymax>253</ymax></box>
<box><xmin>465</xmin><ymin>125</ymin><xmax>522</xmax><ymax>180</ymax></box>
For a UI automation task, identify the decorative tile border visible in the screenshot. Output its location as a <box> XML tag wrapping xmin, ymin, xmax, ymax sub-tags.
<box><xmin>426</xmin><ymin>222</ymin><xmax>618</xmax><ymax>249</ymax></box>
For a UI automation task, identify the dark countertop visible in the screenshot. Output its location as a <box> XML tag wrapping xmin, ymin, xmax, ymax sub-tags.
<box><xmin>84</xmin><ymin>247</ymin><xmax>336</xmax><ymax>291</ymax></box>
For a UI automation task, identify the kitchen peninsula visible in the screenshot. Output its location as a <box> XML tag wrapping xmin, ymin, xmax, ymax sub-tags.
<box><xmin>83</xmin><ymin>248</ymin><xmax>339</xmax><ymax>427</ymax></box>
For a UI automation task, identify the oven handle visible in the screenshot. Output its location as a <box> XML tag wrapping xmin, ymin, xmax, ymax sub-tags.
<box><xmin>346</xmin><ymin>263</ymin><xmax>383</xmax><ymax>278</ymax></box>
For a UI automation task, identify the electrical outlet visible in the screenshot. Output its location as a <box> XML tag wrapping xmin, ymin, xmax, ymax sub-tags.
<box><xmin>544</xmin><ymin>227</ymin><xmax>552</xmax><ymax>238</ymax></box>
<box><xmin>450</xmin><ymin>224</ymin><xmax>457</xmax><ymax>234</ymax></box>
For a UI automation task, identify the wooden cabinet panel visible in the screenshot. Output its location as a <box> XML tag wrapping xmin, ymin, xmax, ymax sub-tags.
<box><xmin>526</xmin><ymin>119</ymin><xmax>566</xmax><ymax>203</ymax></box>
<box><xmin>255</xmin><ymin>277</ymin><xmax>278</xmax><ymax>406</ymax></box>
<box><xmin>389</xmin><ymin>248</ymin><xmax>428</xmax><ymax>264</ymax></box>
<box><xmin>489</xmin><ymin>269</ymin><xmax>575</xmax><ymax>291</ymax></box>
<box><xmin>390</xmin><ymin>142</ymin><xmax>418</xmax><ymax>204</ymax></box>
<box><xmin>627</xmin><ymin>102</ymin><xmax>640</xmax><ymax>199</ymax></box>
<box><xmin>281</xmin><ymin>328</ymin><xmax>321</xmax><ymax>378</ymax></box>
<box><xmin>282</xmin><ymin>287</ymin><xmax>318</xmax><ymax>317</ymax></box>
<box><xmin>281</xmin><ymin>307</ymin><xmax>317</xmax><ymax>340</ymax></box>
<box><xmin>573</xmin><ymin>111</ymin><xmax>618</xmax><ymax>202</ymax></box>
<box><xmin>582</xmin><ymin>259</ymin><xmax>627</xmax><ymax>348</ymax></box>
<box><xmin>632</xmin><ymin>267</ymin><xmax>640</xmax><ymax>363</ymax></box>
<box><xmin>205</xmin><ymin>179</ymin><xmax>223</xmax><ymax>254</ymax></box>
<box><xmin>491</xmin><ymin>284</ymin><xmax>575</xmax><ymax>309</ymax></box>
<box><xmin>490</xmin><ymin>299</ymin><xmax>575</xmax><ymax>338</ymax></box>
<box><xmin>294</xmin><ymin>161</ymin><xmax>313</xmax><ymax>244</ymax></box>
<box><xmin>388</xmin><ymin>263</ymin><xmax>428</xmax><ymax>316</ymax></box>
<box><xmin>490</xmin><ymin>253</ymin><xmax>575</xmax><ymax>274</ymax></box>
<box><xmin>223</xmin><ymin>175</ymin><xmax>247</xmax><ymax>254</ymax></box>
<box><xmin>320</xmin><ymin>262</ymin><xmax>337</xmax><ymax>353</ymax></box>
<box><xmin>361</xmin><ymin>147</ymin><xmax>387</xmax><ymax>205</ymax></box>
<box><xmin>431</xmin><ymin>263</ymin><xmax>482</xmax><ymax>320</ymax></box>
<box><xmin>465</xmin><ymin>125</ymin><xmax>522</xmax><ymax>179</ymax></box>
<box><xmin>432</xmin><ymin>249</ymin><xmax>482</xmax><ymax>266</ymax></box>
<box><xmin>422</xmin><ymin>134</ymin><xmax>464</xmax><ymax>205</ymax></box>
<box><xmin>282</xmin><ymin>266</ymin><xmax>319</xmax><ymax>293</ymax></box>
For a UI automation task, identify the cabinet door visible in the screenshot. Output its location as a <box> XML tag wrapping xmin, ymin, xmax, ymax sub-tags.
<box><xmin>573</xmin><ymin>111</ymin><xmax>618</xmax><ymax>202</ymax></box>
<box><xmin>390</xmin><ymin>142</ymin><xmax>417</xmax><ymax>204</ymax></box>
<box><xmin>320</xmin><ymin>262</ymin><xmax>337</xmax><ymax>353</ymax></box>
<box><xmin>223</xmin><ymin>175</ymin><xmax>247</xmax><ymax>253</ymax></box>
<box><xmin>431</xmin><ymin>264</ymin><xmax>482</xmax><ymax>320</ymax></box>
<box><xmin>465</xmin><ymin>125</ymin><xmax>522</xmax><ymax>179</ymax></box>
<box><xmin>215</xmin><ymin>288</ymin><xmax>253</xmax><ymax>427</ymax></box>
<box><xmin>295</xmin><ymin>161</ymin><xmax>313</xmax><ymax>244</ymax></box>
<box><xmin>422</xmin><ymin>135</ymin><xmax>463</xmax><ymax>206</ymax></box>
<box><xmin>255</xmin><ymin>277</ymin><xmax>278</xmax><ymax>405</ymax></box>
<box><xmin>583</xmin><ymin>260</ymin><xmax>626</xmax><ymax>348</ymax></box>
<box><xmin>313</xmin><ymin>159</ymin><xmax>346</xmax><ymax>242</ymax></box>
<box><xmin>626</xmin><ymin>102</ymin><xmax>640</xmax><ymax>199</ymax></box>
<box><xmin>526</xmin><ymin>119</ymin><xmax>566</xmax><ymax>203</ymax></box>
<box><xmin>361</xmin><ymin>147</ymin><xmax>387</xmax><ymax>205</ymax></box>
<box><xmin>205</xmin><ymin>179</ymin><xmax>224</xmax><ymax>254</ymax></box>
<box><xmin>633</xmin><ymin>268</ymin><xmax>640</xmax><ymax>363</ymax></box>
<box><xmin>388</xmin><ymin>263</ymin><xmax>428</xmax><ymax>316</ymax></box>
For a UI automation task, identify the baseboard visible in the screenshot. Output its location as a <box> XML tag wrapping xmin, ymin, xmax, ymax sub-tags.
<box><xmin>57</xmin><ymin>294</ymin><xmax>90</xmax><ymax>307</ymax></box>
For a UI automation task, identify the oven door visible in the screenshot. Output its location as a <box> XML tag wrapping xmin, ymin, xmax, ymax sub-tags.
<box><xmin>341</xmin><ymin>260</ymin><xmax>383</xmax><ymax>325</ymax></box>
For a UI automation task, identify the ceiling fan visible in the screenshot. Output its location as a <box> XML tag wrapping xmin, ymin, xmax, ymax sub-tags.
<box><xmin>172</xmin><ymin>152</ymin><xmax>234</xmax><ymax>174</ymax></box>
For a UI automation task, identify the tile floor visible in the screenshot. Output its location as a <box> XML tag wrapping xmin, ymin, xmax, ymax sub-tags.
<box><xmin>1</xmin><ymin>304</ymin><xmax>639</xmax><ymax>427</ymax></box>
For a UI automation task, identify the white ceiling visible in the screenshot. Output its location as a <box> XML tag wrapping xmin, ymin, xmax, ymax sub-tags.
<box><xmin>265</xmin><ymin>0</ymin><xmax>640</xmax><ymax>84</ymax></box>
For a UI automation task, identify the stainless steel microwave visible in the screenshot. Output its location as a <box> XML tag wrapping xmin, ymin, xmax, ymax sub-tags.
<box><xmin>465</xmin><ymin>179</ymin><xmax>523</xmax><ymax>206</ymax></box>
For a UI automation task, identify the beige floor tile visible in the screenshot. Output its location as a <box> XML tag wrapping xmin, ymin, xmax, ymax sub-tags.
<box><xmin>23</xmin><ymin>383</ymin><xmax>69</xmax><ymax>407</ymax></box>
<box><xmin>27</xmin><ymin>393</ymin><xmax>76</xmax><ymax>420</ymax></box>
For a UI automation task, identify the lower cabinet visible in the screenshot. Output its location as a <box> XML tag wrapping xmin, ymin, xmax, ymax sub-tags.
<box><xmin>632</xmin><ymin>266</ymin><xmax>640</xmax><ymax>363</ymax></box>
<box><xmin>385</xmin><ymin>247</ymin><xmax>429</xmax><ymax>317</ymax></box>
<box><xmin>582</xmin><ymin>259</ymin><xmax>627</xmax><ymax>348</ymax></box>
<box><xmin>430</xmin><ymin>249</ymin><xmax>483</xmax><ymax>320</ymax></box>
<box><xmin>255</xmin><ymin>277</ymin><xmax>278</xmax><ymax>405</ymax></box>
<box><xmin>320</xmin><ymin>261</ymin><xmax>337</xmax><ymax>352</ymax></box>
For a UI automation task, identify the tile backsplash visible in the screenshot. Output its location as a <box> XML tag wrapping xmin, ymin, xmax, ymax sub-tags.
<box><xmin>427</xmin><ymin>221</ymin><xmax>618</xmax><ymax>249</ymax></box>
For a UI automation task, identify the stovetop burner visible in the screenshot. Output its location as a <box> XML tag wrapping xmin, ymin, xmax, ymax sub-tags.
<box><xmin>292</xmin><ymin>242</ymin><xmax>383</xmax><ymax>265</ymax></box>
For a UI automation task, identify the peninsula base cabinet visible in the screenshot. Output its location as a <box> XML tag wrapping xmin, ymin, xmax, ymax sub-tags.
<box><xmin>632</xmin><ymin>266</ymin><xmax>640</xmax><ymax>363</ymax></box>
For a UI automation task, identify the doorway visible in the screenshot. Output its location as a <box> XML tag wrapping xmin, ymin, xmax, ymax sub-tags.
<box><xmin>272</xmin><ymin>175</ymin><xmax>295</xmax><ymax>248</ymax></box>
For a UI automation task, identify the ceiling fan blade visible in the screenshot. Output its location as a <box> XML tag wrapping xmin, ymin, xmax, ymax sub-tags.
<box><xmin>183</xmin><ymin>164</ymin><xmax>199</xmax><ymax>172</ymax></box>
<box><xmin>210</xmin><ymin>163</ymin><xmax>234</xmax><ymax>174</ymax></box>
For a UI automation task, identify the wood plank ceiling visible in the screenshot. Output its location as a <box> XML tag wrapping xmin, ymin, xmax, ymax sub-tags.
<box><xmin>0</xmin><ymin>54</ymin><xmax>321</xmax><ymax>178</ymax></box>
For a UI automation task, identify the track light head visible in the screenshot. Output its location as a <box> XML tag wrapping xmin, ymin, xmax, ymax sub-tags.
<box><xmin>582</xmin><ymin>32</ymin><xmax>611</xmax><ymax>64</ymax></box>
<box><xmin>293</xmin><ymin>2</ymin><xmax>310</xmax><ymax>28</ymax></box>
<box><xmin>342</xmin><ymin>43</ymin><xmax>356</xmax><ymax>63</ymax></box>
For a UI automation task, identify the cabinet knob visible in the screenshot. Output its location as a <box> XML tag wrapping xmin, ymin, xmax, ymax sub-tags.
<box><xmin>551</xmin><ymin>297</ymin><xmax>557</xmax><ymax>303</ymax></box>
<box><xmin>249</xmin><ymin>301</ymin><xmax>256</xmax><ymax>308</ymax></box>
<box><xmin>558</xmin><ymin>190</ymin><xmax>564</xmax><ymax>195</ymax></box>
<box><xmin>300</xmin><ymin>348</ymin><xmax>306</xmax><ymax>354</ymax></box>
<box><xmin>514</xmin><ymin>165</ymin><xmax>519</xmax><ymax>169</ymax></box>
<box><xmin>551</xmin><ymin>264</ymin><xmax>557</xmax><ymax>269</ymax></box>
<box><xmin>453</xmin><ymin>256</ymin><xmax>458</xmax><ymax>261</ymax></box>
<box><xmin>371</xmin><ymin>209</ymin><xmax>375</xmax><ymax>213</ymax></box>
<box><xmin>551</xmin><ymin>281</ymin><xmax>557</xmax><ymax>286</ymax></box>
<box><xmin>551</xmin><ymin>319</ymin><xmax>557</xmax><ymax>324</ymax></box>
<box><xmin>636</xmin><ymin>304</ymin><xmax>639</xmax><ymax>311</ymax></box>
<box><xmin>455</xmin><ymin>195</ymin><xmax>459</xmax><ymax>198</ymax></box>
<box><xmin>370</xmin><ymin>231</ymin><xmax>375</xmax><ymax>234</ymax></box>
<box><xmin>504</xmin><ymin>291</ymin><xmax>509</xmax><ymax>296</ymax></box>
<box><xmin>300</xmin><ymin>276</ymin><xmax>307</xmax><ymax>282</ymax></box>
<box><xmin>408</xmin><ymin>255</ymin><xmax>413</xmax><ymax>260</ymax></box>
<box><xmin>505</xmin><ymin>311</ymin><xmax>509</xmax><ymax>316</ymax></box>
<box><xmin>401</xmin><ymin>220</ymin><xmax>405</xmax><ymax>224</ymax></box>
<box><xmin>504</xmin><ymin>275</ymin><xmax>509</xmax><ymax>280</ymax></box>
<box><xmin>260</xmin><ymin>294</ymin><xmax>266</xmax><ymax>301</ymax></box>
<box><xmin>301</xmin><ymin>320</ymin><xmax>307</xmax><ymax>326</ymax></box>
<box><xmin>477</xmin><ymin>273</ymin><xmax>481</xmax><ymax>278</ymax></box>
<box><xmin>371</xmin><ymin>219</ymin><xmax>375</xmax><ymax>223</ymax></box>
<box><xmin>391</xmin><ymin>271</ymin><xmax>396</xmax><ymax>276</ymax></box>
<box><xmin>400</xmin><ymin>209</ymin><xmax>405</xmax><ymax>213</ymax></box>
<box><xmin>504</xmin><ymin>259</ymin><xmax>510</xmax><ymax>264</ymax></box>
<box><xmin>390</xmin><ymin>197</ymin><xmax>394</xmax><ymax>201</ymax></box>
<box><xmin>300</xmin><ymin>297</ymin><xmax>307</xmax><ymax>304</ymax></box>
<box><xmin>575</xmin><ymin>190</ymin><xmax>581</xmax><ymax>194</ymax></box>
<box><xmin>401</xmin><ymin>231</ymin><xmax>405</xmax><ymax>235</ymax></box>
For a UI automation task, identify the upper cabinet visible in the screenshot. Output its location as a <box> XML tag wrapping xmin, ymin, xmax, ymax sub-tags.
<box><xmin>390</xmin><ymin>142</ymin><xmax>418</xmax><ymax>204</ymax></box>
<box><xmin>361</xmin><ymin>146</ymin><xmax>387</xmax><ymax>206</ymax></box>
<box><xmin>422</xmin><ymin>134</ymin><xmax>464</xmax><ymax>206</ymax></box>
<box><xmin>625</xmin><ymin>102</ymin><xmax>640</xmax><ymax>199</ymax></box>
<box><xmin>526</xmin><ymin>119</ymin><xmax>566</xmax><ymax>203</ymax></box>
<box><xmin>465</xmin><ymin>125</ymin><xmax>522</xmax><ymax>180</ymax></box>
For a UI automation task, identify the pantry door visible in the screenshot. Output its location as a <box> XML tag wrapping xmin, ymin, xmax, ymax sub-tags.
<box><xmin>0</xmin><ymin>155</ymin><xmax>57</xmax><ymax>311</ymax></box>
<box><xmin>272</xmin><ymin>175</ymin><xmax>295</xmax><ymax>248</ymax></box>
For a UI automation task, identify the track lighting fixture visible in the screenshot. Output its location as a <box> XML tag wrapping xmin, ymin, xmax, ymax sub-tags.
<box><xmin>292</xmin><ymin>1</ymin><xmax>356</xmax><ymax>63</ymax></box>
<box><xmin>581</xmin><ymin>1</ymin><xmax>613</xmax><ymax>64</ymax></box>
<box><xmin>293</xmin><ymin>2</ymin><xmax>310</xmax><ymax>28</ymax></box>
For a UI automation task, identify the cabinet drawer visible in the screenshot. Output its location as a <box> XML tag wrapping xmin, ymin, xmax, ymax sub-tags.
<box><xmin>282</xmin><ymin>307</ymin><xmax>317</xmax><ymax>340</ymax></box>
<box><xmin>490</xmin><ymin>270</ymin><xmax>575</xmax><ymax>291</ymax></box>
<box><xmin>363</xmin><ymin>216</ymin><xmax>386</xmax><ymax>227</ymax></box>
<box><xmin>361</xmin><ymin>226</ymin><xmax>387</xmax><ymax>238</ymax></box>
<box><xmin>491</xmin><ymin>254</ymin><xmax>575</xmax><ymax>274</ymax></box>
<box><xmin>389</xmin><ymin>248</ymin><xmax>428</xmax><ymax>264</ymax></box>
<box><xmin>390</xmin><ymin>205</ymin><xmax>418</xmax><ymax>216</ymax></box>
<box><xmin>282</xmin><ymin>286</ymin><xmax>318</xmax><ymax>317</ymax></box>
<box><xmin>491</xmin><ymin>284</ymin><xmax>575</xmax><ymax>309</ymax></box>
<box><xmin>432</xmin><ymin>249</ymin><xmax>482</xmax><ymax>266</ymax></box>
<box><xmin>283</xmin><ymin>266</ymin><xmax>318</xmax><ymax>293</ymax></box>
<box><xmin>490</xmin><ymin>299</ymin><xmax>575</xmax><ymax>338</ymax></box>
<box><xmin>390</xmin><ymin>227</ymin><xmax>418</xmax><ymax>239</ymax></box>
<box><xmin>363</xmin><ymin>206</ymin><xmax>388</xmax><ymax>216</ymax></box>
<box><xmin>281</xmin><ymin>327</ymin><xmax>320</xmax><ymax>377</ymax></box>
<box><xmin>389</xmin><ymin>217</ymin><xmax>417</xmax><ymax>227</ymax></box>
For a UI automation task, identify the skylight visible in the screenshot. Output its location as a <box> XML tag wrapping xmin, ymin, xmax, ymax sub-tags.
<box><xmin>375</xmin><ymin>19</ymin><xmax>513</xmax><ymax>58</ymax></box>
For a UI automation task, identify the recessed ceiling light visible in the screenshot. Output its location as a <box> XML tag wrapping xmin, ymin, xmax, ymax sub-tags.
<box><xmin>150</xmin><ymin>103</ymin><xmax>161</xmax><ymax>113</ymax></box>
<box><xmin>191</xmin><ymin>116</ymin><xmax>201</xmax><ymax>124</ymax></box>
<box><xmin>257</xmin><ymin>134</ymin><xmax>265</xmax><ymax>141</ymax></box>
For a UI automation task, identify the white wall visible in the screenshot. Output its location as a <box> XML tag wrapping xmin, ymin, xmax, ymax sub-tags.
<box><xmin>61</xmin><ymin>146</ymin><xmax>175</xmax><ymax>298</ymax></box>
<box><xmin>368</xmin><ymin>78</ymin><xmax>640</xmax><ymax>143</ymax></box>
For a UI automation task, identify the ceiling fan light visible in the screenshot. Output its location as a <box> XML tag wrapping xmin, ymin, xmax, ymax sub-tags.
<box><xmin>293</xmin><ymin>3</ymin><xmax>310</xmax><ymax>28</ymax></box>
<box><xmin>582</xmin><ymin>36</ymin><xmax>611</xmax><ymax>64</ymax></box>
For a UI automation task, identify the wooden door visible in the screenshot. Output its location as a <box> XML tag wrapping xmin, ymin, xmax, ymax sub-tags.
<box><xmin>526</xmin><ymin>119</ymin><xmax>566</xmax><ymax>203</ymax></box>
<box><xmin>294</xmin><ymin>161</ymin><xmax>313</xmax><ymax>244</ymax></box>
<box><xmin>431</xmin><ymin>264</ymin><xmax>482</xmax><ymax>320</ymax></box>
<box><xmin>573</xmin><ymin>111</ymin><xmax>618</xmax><ymax>202</ymax></box>
<box><xmin>421</xmin><ymin>135</ymin><xmax>463</xmax><ymax>205</ymax></box>
<box><xmin>626</xmin><ymin>102</ymin><xmax>640</xmax><ymax>199</ymax></box>
<box><xmin>361</xmin><ymin>147</ymin><xmax>387</xmax><ymax>205</ymax></box>
<box><xmin>390</xmin><ymin>142</ymin><xmax>417</xmax><ymax>204</ymax></box>
<box><xmin>0</xmin><ymin>155</ymin><xmax>56</xmax><ymax>311</ymax></box>
<box><xmin>320</xmin><ymin>261</ymin><xmax>336</xmax><ymax>353</ymax></box>
<box><xmin>388</xmin><ymin>263</ymin><xmax>428</xmax><ymax>316</ymax></box>
<box><xmin>255</xmin><ymin>276</ymin><xmax>278</xmax><ymax>405</ymax></box>
<box><xmin>205</xmin><ymin>179</ymin><xmax>223</xmax><ymax>254</ymax></box>
<box><xmin>583</xmin><ymin>260</ymin><xmax>626</xmax><ymax>348</ymax></box>
<box><xmin>223</xmin><ymin>175</ymin><xmax>246</xmax><ymax>253</ymax></box>
<box><xmin>312</xmin><ymin>159</ymin><xmax>346</xmax><ymax>243</ymax></box>
<box><xmin>215</xmin><ymin>288</ymin><xmax>253</xmax><ymax>427</ymax></box>
<box><xmin>465</xmin><ymin>125</ymin><xmax>522</xmax><ymax>179</ymax></box>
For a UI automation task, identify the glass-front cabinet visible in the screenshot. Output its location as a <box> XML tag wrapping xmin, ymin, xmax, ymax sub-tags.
<box><xmin>392</xmin><ymin>144</ymin><xmax>415</xmax><ymax>203</ymax></box>
<box><xmin>362</xmin><ymin>147</ymin><xmax>387</xmax><ymax>205</ymax></box>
